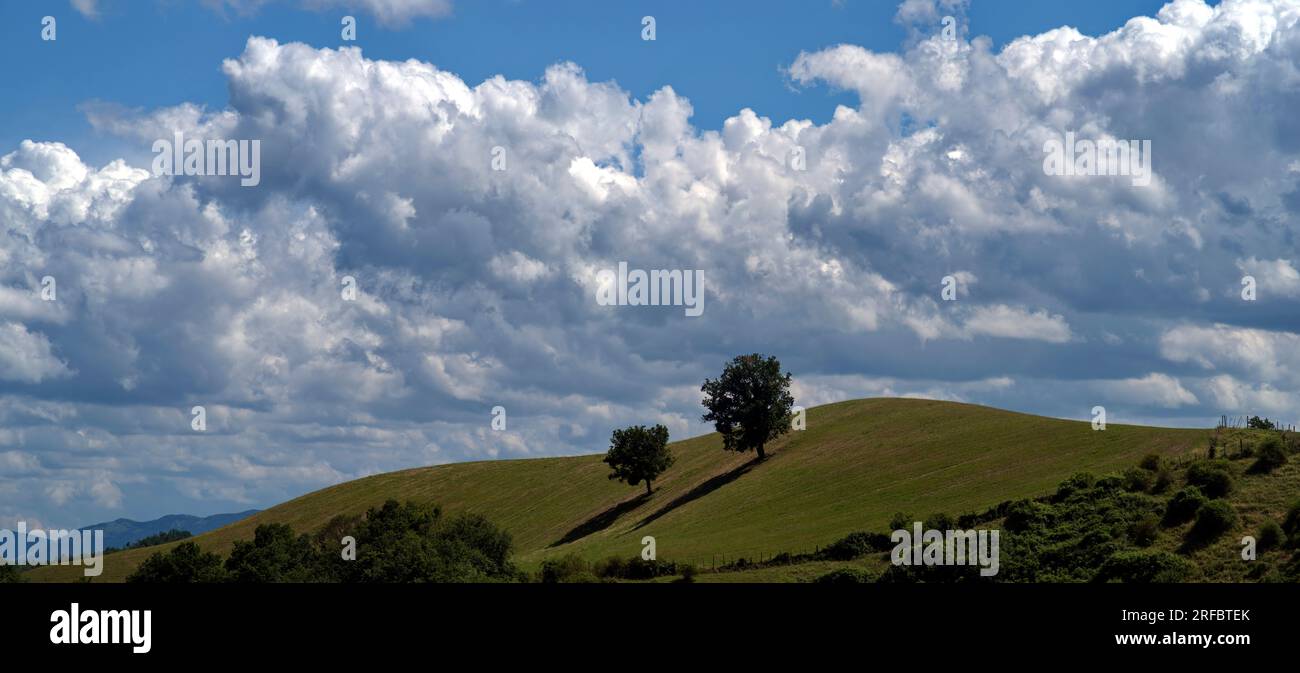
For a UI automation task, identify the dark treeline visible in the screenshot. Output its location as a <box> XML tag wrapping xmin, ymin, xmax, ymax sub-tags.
<box><xmin>106</xmin><ymin>529</ymin><xmax>193</xmax><ymax>555</ymax></box>
<box><xmin>127</xmin><ymin>500</ymin><xmax>516</xmax><ymax>583</ymax></box>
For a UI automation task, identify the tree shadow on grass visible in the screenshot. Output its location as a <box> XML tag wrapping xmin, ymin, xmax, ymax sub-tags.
<box><xmin>633</xmin><ymin>455</ymin><xmax>765</xmax><ymax>531</ymax></box>
<box><xmin>549</xmin><ymin>492</ymin><xmax>651</xmax><ymax>548</ymax></box>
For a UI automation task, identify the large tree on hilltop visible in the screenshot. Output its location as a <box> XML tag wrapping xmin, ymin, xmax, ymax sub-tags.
<box><xmin>700</xmin><ymin>353</ymin><xmax>794</xmax><ymax>461</ymax></box>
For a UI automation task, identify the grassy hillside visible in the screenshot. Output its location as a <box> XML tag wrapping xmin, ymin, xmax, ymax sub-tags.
<box><xmin>30</xmin><ymin>398</ymin><xmax>1209</xmax><ymax>582</ymax></box>
<box><xmin>684</xmin><ymin>426</ymin><xmax>1300</xmax><ymax>583</ymax></box>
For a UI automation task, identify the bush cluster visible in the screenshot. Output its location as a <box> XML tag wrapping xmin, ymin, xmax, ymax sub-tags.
<box><xmin>128</xmin><ymin>500</ymin><xmax>517</xmax><ymax>583</ymax></box>
<box><xmin>537</xmin><ymin>554</ymin><xmax>688</xmax><ymax>583</ymax></box>
<box><xmin>1185</xmin><ymin>459</ymin><xmax>1235</xmax><ymax>498</ymax></box>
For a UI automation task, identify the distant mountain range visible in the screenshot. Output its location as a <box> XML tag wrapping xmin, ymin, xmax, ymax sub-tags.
<box><xmin>81</xmin><ymin>510</ymin><xmax>260</xmax><ymax>549</ymax></box>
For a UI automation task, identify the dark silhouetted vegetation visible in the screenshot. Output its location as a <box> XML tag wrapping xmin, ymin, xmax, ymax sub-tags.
<box><xmin>1163</xmin><ymin>486</ymin><xmax>1208</xmax><ymax>526</ymax></box>
<box><xmin>1127</xmin><ymin>515</ymin><xmax>1160</xmax><ymax>547</ymax></box>
<box><xmin>0</xmin><ymin>563</ymin><xmax>25</xmax><ymax>583</ymax></box>
<box><xmin>1251</xmin><ymin>436</ymin><xmax>1288</xmax><ymax>473</ymax></box>
<box><xmin>821</xmin><ymin>531</ymin><xmax>891</xmax><ymax>561</ymax></box>
<box><xmin>1257</xmin><ymin>520</ymin><xmax>1285</xmax><ymax>551</ymax></box>
<box><xmin>128</xmin><ymin>500</ymin><xmax>516</xmax><ymax>583</ymax></box>
<box><xmin>537</xmin><ymin>553</ymin><xmax>684</xmax><ymax>582</ymax></box>
<box><xmin>1248</xmin><ymin>416</ymin><xmax>1275</xmax><ymax>430</ymax></box>
<box><xmin>127</xmin><ymin>542</ymin><xmax>227</xmax><ymax>583</ymax></box>
<box><xmin>814</xmin><ymin>567</ymin><xmax>877</xmax><ymax>584</ymax></box>
<box><xmin>1185</xmin><ymin>460</ymin><xmax>1234</xmax><ymax>498</ymax></box>
<box><xmin>1094</xmin><ymin>551</ymin><xmax>1193</xmax><ymax>583</ymax></box>
<box><xmin>106</xmin><ymin>529</ymin><xmax>192</xmax><ymax>555</ymax></box>
<box><xmin>1186</xmin><ymin>500</ymin><xmax>1237</xmax><ymax>545</ymax></box>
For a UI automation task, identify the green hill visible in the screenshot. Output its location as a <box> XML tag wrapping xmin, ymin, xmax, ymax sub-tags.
<box><xmin>29</xmin><ymin>398</ymin><xmax>1209</xmax><ymax>582</ymax></box>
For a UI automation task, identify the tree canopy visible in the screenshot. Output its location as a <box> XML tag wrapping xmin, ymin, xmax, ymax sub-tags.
<box><xmin>700</xmin><ymin>353</ymin><xmax>794</xmax><ymax>460</ymax></box>
<box><xmin>603</xmin><ymin>424</ymin><xmax>675</xmax><ymax>495</ymax></box>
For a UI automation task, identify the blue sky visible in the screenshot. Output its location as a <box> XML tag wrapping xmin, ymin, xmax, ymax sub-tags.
<box><xmin>7</xmin><ymin>0</ymin><xmax>1300</xmax><ymax>529</ymax></box>
<box><xmin>3</xmin><ymin>0</ymin><xmax>1178</xmax><ymax>163</ymax></box>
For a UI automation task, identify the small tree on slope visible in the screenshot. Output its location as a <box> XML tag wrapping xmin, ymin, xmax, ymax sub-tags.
<box><xmin>604</xmin><ymin>424</ymin><xmax>675</xmax><ymax>496</ymax></box>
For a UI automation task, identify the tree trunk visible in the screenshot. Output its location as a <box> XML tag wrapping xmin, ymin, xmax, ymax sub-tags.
<box><xmin>756</xmin><ymin>444</ymin><xmax>767</xmax><ymax>460</ymax></box>
<box><xmin>645</xmin><ymin>480</ymin><xmax>653</xmax><ymax>496</ymax></box>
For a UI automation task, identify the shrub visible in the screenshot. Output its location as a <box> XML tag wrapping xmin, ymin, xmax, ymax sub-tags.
<box><xmin>225</xmin><ymin>523</ymin><xmax>317</xmax><ymax>583</ymax></box>
<box><xmin>1163</xmin><ymin>486</ymin><xmax>1207</xmax><ymax>526</ymax></box>
<box><xmin>1251</xmin><ymin>436</ymin><xmax>1288</xmax><ymax>473</ymax></box>
<box><xmin>676</xmin><ymin>565</ymin><xmax>697</xmax><ymax>583</ymax></box>
<box><xmin>596</xmin><ymin>556</ymin><xmax>678</xmax><ymax>580</ymax></box>
<box><xmin>1122</xmin><ymin>468</ymin><xmax>1153</xmax><ymax>493</ymax></box>
<box><xmin>1151</xmin><ymin>468</ymin><xmax>1174</xmax><ymax>494</ymax></box>
<box><xmin>814</xmin><ymin>567</ymin><xmax>877</xmax><ymax>584</ymax></box>
<box><xmin>1257</xmin><ymin>520</ymin><xmax>1285</xmax><ymax>551</ymax></box>
<box><xmin>888</xmin><ymin>512</ymin><xmax>913</xmax><ymax>532</ymax></box>
<box><xmin>340</xmin><ymin>500</ymin><xmax>516</xmax><ymax>583</ymax></box>
<box><xmin>593</xmin><ymin>556</ymin><xmax>625</xmax><ymax>578</ymax></box>
<box><xmin>1282</xmin><ymin>500</ymin><xmax>1300</xmax><ymax>544</ymax></box>
<box><xmin>307</xmin><ymin>513</ymin><xmax>363</xmax><ymax>582</ymax></box>
<box><xmin>1245</xmin><ymin>562</ymin><xmax>1274</xmax><ymax>581</ymax></box>
<box><xmin>127</xmin><ymin>542</ymin><xmax>228</xmax><ymax>583</ymax></box>
<box><xmin>1248</xmin><ymin>416</ymin><xmax>1275</xmax><ymax>430</ymax></box>
<box><xmin>1095</xmin><ymin>551</ymin><xmax>1193</xmax><ymax>583</ymax></box>
<box><xmin>1186</xmin><ymin>460</ymin><xmax>1234</xmax><ymax>498</ymax></box>
<box><xmin>923</xmin><ymin>512</ymin><xmax>956</xmax><ymax>531</ymax></box>
<box><xmin>1004</xmin><ymin>499</ymin><xmax>1053</xmax><ymax>532</ymax></box>
<box><xmin>1095</xmin><ymin>475</ymin><xmax>1124</xmax><ymax>491</ymax></box>
<box><xmin>1139</xmin><ymin>454</ymin><xmax>1162</xmax><ymax>471</ymax></box>
<box><xmin>823</xmin><ymin>531</ymin><xmax>890</xmax><ymax>561</ymax></box>
<box><xmin>540</xmin><ymin>554</ymin><xmax>593</xmax><ymax>583</ymax></box>
<box><xmin>625</xmin><ymin>557</ymin><xmax>679</xmax><ymax>579</ymax></box>
<box><xmin>0</xmin><ymin>564</ymin><xmax>25</xmax><ymax>583</ymax></box>
<box><xmin>1187</xmin><ymin>500</ymin><xmax>1237</xmax><ymax>544</ymax></box>
<box><xmin>1054</xmin><ymin>473</ymin><xmax>1096</xmax><ymax>501</ymax></box>
<box><xmin>1127</xmin><ymin>515</ymin><xmax>1160</xmax><ymax>547</ymax></box>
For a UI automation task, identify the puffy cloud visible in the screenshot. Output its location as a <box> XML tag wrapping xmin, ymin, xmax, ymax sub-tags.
<box><xmin>961</xmin><ymin>305</ymin><xmax>1074</xmax><ymax>343</ymax></box>
<box><xmin>0</xmin><ymin>323</ymin><xmax>72</xmax><ymax>384</ymax></box>
<box><xmin>1159</xmin><ymin>324</ymin><xmax>1300</xmax><ymax>383</ymax></box>
<box><xmin>1097</xmin><ymin>373</ymin><xmax>1199</xmax><ymax>409</ymax></box>
<box><xmin>1203</xmin><ymin>375</ymin><xmax>1300</xmax><ymax>415</ymax></box>
<box><xmin>1238</xmin><ymin>257</ymin><xmax>1300</xmax><ymax>298</ymax></box>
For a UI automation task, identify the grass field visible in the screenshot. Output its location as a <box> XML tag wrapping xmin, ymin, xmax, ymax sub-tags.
<box><xmin>28</xmin><ymin>397</ymin><xmax>1211</xmax><ymax>582</ymax></box>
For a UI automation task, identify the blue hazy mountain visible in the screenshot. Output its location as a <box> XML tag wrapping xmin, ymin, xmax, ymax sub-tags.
<box><xmin>82</xmin><ymin>510</ymin><xmax>260</xmax><ymax>549</ymax></box>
